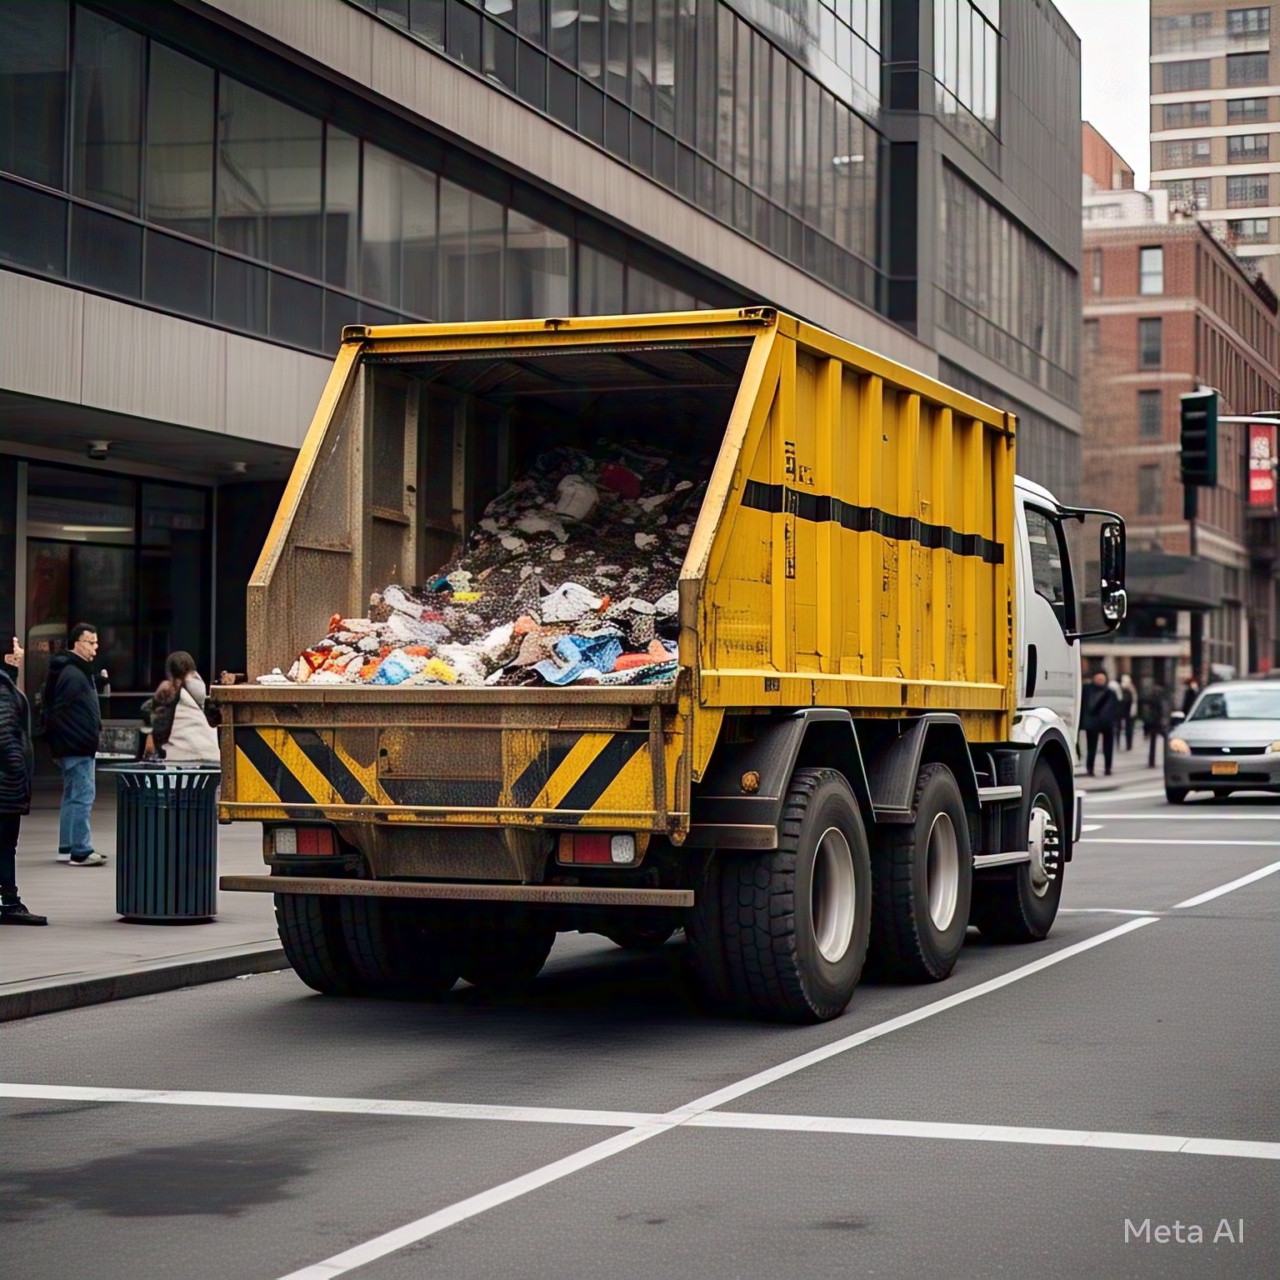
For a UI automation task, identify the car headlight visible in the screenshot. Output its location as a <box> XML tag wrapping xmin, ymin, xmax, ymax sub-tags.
<box><xmin>1167</xmin><ymin>738</ymin><xmax>1191</xmax><ymax>755</ymax></box>
<box><xmin>1269</xmin><ymin>741</ymin><xmax>1280</xmax><ymax>755</ymax></box>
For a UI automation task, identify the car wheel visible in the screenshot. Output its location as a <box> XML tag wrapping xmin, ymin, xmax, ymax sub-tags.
<box><xmin>1165</xmin><ymin>786</ymin><xmax>1188</xmax><ymax>805</ymax></box>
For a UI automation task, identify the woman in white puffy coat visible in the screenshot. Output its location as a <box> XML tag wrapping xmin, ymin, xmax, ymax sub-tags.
<box><xmin>149</xmin><ymin>651</ymin><xmax>220</xmax><ymax>764</ymax></box>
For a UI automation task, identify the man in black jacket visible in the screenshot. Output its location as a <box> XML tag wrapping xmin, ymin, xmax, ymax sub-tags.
<box><xmin>1080</xmin><ymin>669</ymin><xmax>1119</xmax><ymax>777</ymax></box>
<box><xmin>1</xmin><ymin>638</ymin><xmax>47</xmax><ymax>923</ymax></box>
<box><xmin>44</xmin><ymin>623</ymin><xmax>105</xmax><ymax>866</ymax></box>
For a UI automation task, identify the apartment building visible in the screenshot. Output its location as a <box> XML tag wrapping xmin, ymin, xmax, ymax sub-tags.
<box><xmin>1150</xmin><ymin>0</ymin><xmax>1280</xmax><ymax>291</ymax></box>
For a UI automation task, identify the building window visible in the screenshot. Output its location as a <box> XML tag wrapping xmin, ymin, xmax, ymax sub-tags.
<box><xmin>1227</xmin><ymin>134</ymin><xmax>1270</xmax><ymax>162</ymax></box>
<box><xmin>1162</xmin><ymin>139</ymin><xmax>1212</xmax><ymax>168</ymax></box>
<box><xmin>1138</xmin><ymin>389</ymin><xmax>1164</xmax><ymax>438</ymax></box>
<box><xmin>1083</xmin><ymin>317</ymin><xmax>1100</xmax><ymax>354</ymax></box>
<box><xmin>1160</xmin><ymin>178</ymin><xmax>1209</xmax><ymax>209</ymax></box>
<box><xmin>1227</xmin><ymin>173</ymin><xmax>1272</xmax><ymax>205</ymax></box>
<box><xmin>1161</xmin><ymin>60</ymin><xmax>1211</xmax><ymax>92</ymax></box>
<box><xmin>1139</xmin><ymin>246</ymin><xmax>1164</xmax><ymax>295</ymax></box>
<box><xmin>1226</xmin><ymin>7</ymin><xmax>1271</xmax><ymax>36</ymax></box>
<box><xmin>1138</xmin><ymin>318</ymin><xmax>1163</xmax><ymax>368</ymax></box>
<box><xmin>1227</xmin><ymin>97</ymin><xmax>1269</xmax><ymax>122</ymax></box>
<box><xmin>1163</xmin><ymin>100</ymin><xmax>1212</xmax><ymax>128</ymax></box>
<box><xmin>1227</xmin><ymin>52</ymin><xmax>1270</xmax><ymax>85</ymax></box>
<box><xmin>1153</xmin><ymin>12</ymin><xmax>1213</xmax><ymax>55</ymax></box>
<box><xmin>932</xmin><ymin>0</ymin><xmax>1001</xmax><ymax>135</ymax></box>
<box><xmin>1091</xmin><ymin>247</ymin><xmax>1103</xmax><ymax>294</ymax></box>
<box><xmin>1230</xmin><ymin>217</ymin><xmax>1271</xmax><ymax>243</ymax></box>
<box><xmin>1138</xmin><ymin>463</ymin><xmax>1162</xmax><ymax>515</ymax></box>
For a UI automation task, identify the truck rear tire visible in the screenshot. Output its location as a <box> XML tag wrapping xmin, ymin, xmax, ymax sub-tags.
<box><xmin>972</xmin><ymin>761</ymin><xmax>1065</xmax><ymax>943</ymax></box>
<box><xmin>275</xmin><ymin>892</ymin><xmax>362</xmax><ymax>996</ymax></box>
<box><xmin>458</xmin><ymin>917</ymin><xmax>556</xmax><ymax>992</ymax></box>
<box><xmin>340</xmin><ymin>897</ymin><xmax>460</xmax><ymax>998</ymax></box>
<box><xmin>720</xmin><ymin>768</ymin><xmax>871</xmax><ymax>1023</ymax></box>
<box><xmin>870</xmin><ymin>763</ymin><xmax>973</xmax><ymax>982</ymax></box>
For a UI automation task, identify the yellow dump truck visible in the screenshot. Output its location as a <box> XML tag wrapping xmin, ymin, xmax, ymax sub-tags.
<box><xmin>218</xmin><ymin>308</ymin><xmax>1126</xmax><ymax>1022</ymax></box>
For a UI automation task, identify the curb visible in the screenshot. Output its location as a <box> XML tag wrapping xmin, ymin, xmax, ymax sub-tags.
<box><xmin>0</xmin><ymin>946</ymin><xmax>288</xmax><ymax>1023</ymax></box>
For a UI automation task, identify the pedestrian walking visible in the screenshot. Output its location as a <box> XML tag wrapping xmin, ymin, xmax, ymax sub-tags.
<box><xmin>1138</xmin><ymin>680</ymin><xmax>1171</xmax><ymax>769</ymax></box>
<box><xmin>1</xmin><ymin>638</ymin><xmax>47</xmax><ymax>924</ymax></box>
<box><xmin>148</xmin><ymin>652</ymin><xmax>221</xmax><ymax>764</ymax></box>
<box><xmin>1081</xmin><ymin>669</ymin><xmax>1119</xmax><ymax>777</ymax></box>
<box><xmin>1181</xmin><ymin>675</ymin><xmax>1201</xmax><ymax>717</ymax></box>
<box><xmin>43</xmin><ymin>622</ymin><xmax>106</xmax><ymax>866</ymax></box>
<box><xmin>1118</xmin><ymin>674</ymin><xmax>1136</xmax><ymax>751</ymax></box>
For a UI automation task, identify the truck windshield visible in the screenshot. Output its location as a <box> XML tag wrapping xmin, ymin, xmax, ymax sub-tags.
<box><xmin>1189</xmin><ymin>687</ymin><xmax>1280</xmax><ymax>720</ymax></box>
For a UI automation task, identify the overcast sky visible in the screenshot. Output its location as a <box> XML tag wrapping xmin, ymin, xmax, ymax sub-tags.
<box><xmin>1054</xmin><ymin>0</ymin><xmax>1152</xmax><ymax>188</ymax></box>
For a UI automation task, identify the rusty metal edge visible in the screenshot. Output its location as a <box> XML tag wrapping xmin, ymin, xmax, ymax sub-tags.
<box><xmin>0</xmin><ymin>946</ymin><xmax>287</xmax><ymax>1023</ymax></box>
<box><xmin>222</xmin><ymin>875</ymin><xmax>693</xmax><ymax>908</ymax></box>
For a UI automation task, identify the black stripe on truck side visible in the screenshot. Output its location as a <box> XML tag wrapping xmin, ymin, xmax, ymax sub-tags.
<box><xmin>741</xmin><ymin>480</ymin><xmax>1004</xmax><ymax>566</ymax></box>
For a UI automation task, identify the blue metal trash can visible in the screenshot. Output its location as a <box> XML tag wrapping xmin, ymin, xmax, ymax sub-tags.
<box><xmin>108</xmin><ymin>764</ymin><xmax>221</xmax><ymax>922</ymax></box>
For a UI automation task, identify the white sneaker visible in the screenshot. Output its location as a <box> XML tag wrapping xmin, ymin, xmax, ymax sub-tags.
<box><xmin>69</xmin><ymin>852</ymin><xmax>107</xmax><ymax>866</ymax></box>
<box><xmin>56</xmin><ymin>853</ymin><xmax>71</xmax><ymax>863</ymax></box>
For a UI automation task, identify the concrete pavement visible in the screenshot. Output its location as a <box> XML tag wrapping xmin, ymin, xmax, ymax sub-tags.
<box><xmin>0</xmin><ymin>779</ymin><xmax>282</xmax><ymax>1020</ymax></box>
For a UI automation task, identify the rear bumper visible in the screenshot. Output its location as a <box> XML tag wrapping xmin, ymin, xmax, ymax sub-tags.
<box><xmin>221</xmin><ymin>874</ymin><xmax>692</xmax><ymax>909</ymax></box>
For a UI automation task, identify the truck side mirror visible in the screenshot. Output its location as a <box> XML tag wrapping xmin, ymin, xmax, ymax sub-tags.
<box><xmin>1099</xmin><ymin>521</ymin><xmax>1126</xmax><ymax>629</ymax></box>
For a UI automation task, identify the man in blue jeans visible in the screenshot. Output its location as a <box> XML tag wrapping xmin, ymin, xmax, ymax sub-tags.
<box><xmin>43</xmin><ymin>623</ymin><xmax>106</xmax><ymax>867</ymax></box>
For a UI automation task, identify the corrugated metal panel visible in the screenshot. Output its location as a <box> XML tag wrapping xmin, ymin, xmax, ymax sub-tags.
<box><xmin>0</xmin><ymin>271</ymin><xmax>84</xmax><ymax>404</ymax></box>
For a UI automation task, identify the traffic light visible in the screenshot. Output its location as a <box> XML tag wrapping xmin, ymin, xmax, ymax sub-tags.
<box><xmin>1180</xmin><ymin>390</ymin><xmax>1218</xmax><ymax>487</ymax></box>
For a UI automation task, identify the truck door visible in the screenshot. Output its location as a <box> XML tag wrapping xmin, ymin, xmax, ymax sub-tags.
<box><xmin>1018</xmin><ymin>500</ymin><xmax>1078</xmax><ymax>735</ymax></box>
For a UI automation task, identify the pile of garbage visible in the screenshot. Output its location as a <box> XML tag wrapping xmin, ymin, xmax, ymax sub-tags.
<box><xmin>259</xmin><ymin>440</ymin><xmax>708</xmax><ymax>689</ymax></box>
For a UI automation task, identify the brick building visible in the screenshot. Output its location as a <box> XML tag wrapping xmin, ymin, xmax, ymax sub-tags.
<box><xmin>1082</xmin><ymin>200</ymin><xmax>1280</xmax><ymax>681</ymax></box>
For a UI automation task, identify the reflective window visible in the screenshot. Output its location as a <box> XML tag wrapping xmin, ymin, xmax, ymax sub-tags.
<box><xmin>1226</xmin><ymin>7</ymin><xmax>1270</xmax><ymax>36</ymax></box>
<box><xmin>0</xmin><ymin>177</ymin><xmax>66</xmax><ymax>274</ymax></box>
<box><xmin>1139</xmin><ymin>246</ymin><xmax>1163</xmax><ymax>295</ymax></box>
<box><xmin>1137</xmin><ymin>388</ymin><xmax>1162</xmax><ymax>437</ymax></box>
<box><xmin>146</xmin><ymin>45</ymin><xmax>214</xmax><ymax>240</ymax></box>
<box><xmin>1162</xmin><ymin>138</ymin><xmax>1211</xmax><ymax>167</ymax></box>
<box><xmin>1161</xmin><ymin>60</ymin><xmax>1211</xmax><ymax>92</ymax></box>
<box><xmin>70</xmin><ymin>203</ymin><xmax>141</xmax><ymax>296</ymax></box>
<box><xmin>1138</xmin><ymin>317</ymin><xmax>1162</xmax><ymax>369</ymax></box>
<box><xmin>1226</xmin><ymin>52</ymin><xmax>1269</xmax><ymax>85</ymax></box>
<box><xmin>578</xmin><ymin>242</ymin><xmax>625</xmax><ymax>312</ymax></box>
<box><xmin>144</xmin><ymin>230</ymin><xmax>213</xmax><ymax>319</ymax></box>
<box><xmin>1162</xmin><ymin>101</ymin><xmax>1211</xmax><ymax>128</ymax></box>
<box><xmin>934</xmin><ymin>0</ymin><xmax>999</xmax><ymax>136</ymax></box>
<box><xmin>72</xmin><ymin>8</ymin><xmax>142</xmax><ymax>213</ymax></box>
<box><xmin>1227</xmin><ymin>98</ymin><xmax>1268</xmax><ymax>123</ymax></box>
<box><xmin>1229</xmin><ymin>216</ymin><xmax>1270</xmax><ymax>242</ymax></box>
<box><xmin>324</xmin><ymin>126</ymin><xmax>360</xmax><ymax>290</ymax></box>
<box><xmin>1227</xmin><ymin>133</ymin><xmax>1270</xmax><ymax>162</ymax></box>
<box><xmin>1227</xmin><ymin>173</ymin><xmax>1270</xmax><ymax>205</ymax></box>
<box><xmin>361</xmin><ymin>143</ymin><xmax>438</xmax><ymax>314</ymax></box>
<box><xmin>506</xmin><ymin>211</ymin><xmax>569</xmax><ymax>317</ymax></box>
<box><xmin>217</xmin><ymin>77</ymin><xmax>323</xmax><ymax>278</ymax></box>
<box><xmin>0</xmin><ymin>0</ymin><xmax>68</xmax><ymax>188</ymax></box>
<box><xmin>1024</xmin><ymin>506</ymin><xmax>1068</xmax><ymax>629</ymax></box>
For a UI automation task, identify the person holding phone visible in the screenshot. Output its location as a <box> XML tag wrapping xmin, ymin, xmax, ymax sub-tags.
<box><xmin>1</xmin><ymin>638</ymin><xmax>48</xmax><ymax>924</ymax></box>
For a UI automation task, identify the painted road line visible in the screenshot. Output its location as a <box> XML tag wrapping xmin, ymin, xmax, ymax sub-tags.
<box><xmin>1173</xmin><ymin>862</ymin><xmax>1280</xmax><ymax>909</ymax></box>
<box><xmin>1058</xmin><ymin>908</ymin><xmax>1159</xmax><ymax>916</ymax></box>
<box><xmin>1080</xmin><ymin>839</ymin><xmax>1280</xmax><ymax>847</ymax></box>
<box><xmin>1083</xmin><ymin>789</ymin><xmax>1168</xmax><ymax>803</ymax></box>
<box><xmin>1086</xmin><ymin>814</ymin><xmax>1280</xmax><ymax>821</ymax></box>
<box><xmin>1081</xmin><ymin>824</ymin><xmax>1104</xmax><ymax>833</ymax></box>
<box><xmin>6</xmin><ymin>1082</ymin><xmax>1272</xmax><ymax>1162</ymax></box>
<box><xmin>275</xmin><ymin>917</ymin><xmax>1158</xmax><ymax>1280</ymax></box>
<box><xmin>0</xmin><ymin>1084</ymin><xmax>653</xmax><ymax>1129</ymax></box>
<box><xmin>686</xmin><ymin>1112</ymin><xmax>1280</xmax><ymax>1159</ymax></box>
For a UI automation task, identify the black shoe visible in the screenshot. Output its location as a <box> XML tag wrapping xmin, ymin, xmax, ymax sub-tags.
<box><xmin>0</xmin><ymin>902</ymin><xmax>48</xmax><ymax>926</ymax></box>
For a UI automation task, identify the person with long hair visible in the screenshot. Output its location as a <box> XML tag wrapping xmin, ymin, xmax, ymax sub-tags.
<box><xmin>148</xmin><ymin>651</ymin><xmax>220</xmax><ymax>764</ymax></box>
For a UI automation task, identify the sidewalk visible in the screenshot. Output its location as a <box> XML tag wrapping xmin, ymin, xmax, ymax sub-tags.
<box><xmin>1074</xmin><ymin>733</ymin><xmax>1166</xmax><ymax>792</ymax></box>
<box><xmin>1</xmin><ymin>782</ymin><xmax>283</xmax><ymax>1020</ymax></box>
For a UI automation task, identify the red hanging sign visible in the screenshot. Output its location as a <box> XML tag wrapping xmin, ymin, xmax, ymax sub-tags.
<box><xmin>1249</xmin><ymin>422</ymin><xmax>1277</xmax><ymax>511</ymax></box>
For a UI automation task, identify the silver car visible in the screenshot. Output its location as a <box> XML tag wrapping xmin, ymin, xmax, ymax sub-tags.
<box><xmin>1165</xmin><ymin>680</ymin><xmax>1280</xmax><ymax>804</ymax></box>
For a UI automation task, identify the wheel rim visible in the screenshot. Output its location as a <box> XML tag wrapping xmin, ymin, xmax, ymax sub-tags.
<box><xmin>1027</xmin><ymin>794</ymin><xmax>1059</xmax><ymax>898</ymax></box>
<box><xmin>926</xmin><ymin>812</ymin><xmax>960</xmax><ymax>930</ymax></box>
<box><xmin>811</xmin><ymin>826</ymin><xmax>856</xmax><ymax>963</ymax></box>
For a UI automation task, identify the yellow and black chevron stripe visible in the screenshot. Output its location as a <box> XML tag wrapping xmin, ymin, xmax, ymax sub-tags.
<box><xmin>232</xmin><ymin>725</ymin><xmax>661</xmax><ymax>824</ymax></box>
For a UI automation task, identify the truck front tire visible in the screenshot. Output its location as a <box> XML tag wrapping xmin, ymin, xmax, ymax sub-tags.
<box><xmin>972</xmin><ymin>760</ymin><xmax>1065</xmax><ymax>943</ymax></box>
<box><xmin>870</xmin><ymin>763</ymin><xmax>973</xmax><ymax>982</ymax></box>
<box><xmin>275</xmin><ymin>891</ymin><xmax>362</xmax><ymax>996</ymax></box>
<box><xmin>718</xmin><ymin>768</ymin><xmax>872</xmax><ymax>1023</ymax></box>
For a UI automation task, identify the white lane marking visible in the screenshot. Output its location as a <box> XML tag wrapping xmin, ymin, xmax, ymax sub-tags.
<box><xmin>688</xmin><ymin>1112</ymin><xmax>1280</xmax><ymax>1160</ymax></box>
<box><xmin>1058</xmin><ymin>908</ymin><xmax>1159</xmax><ymax>916</ymax></box>
<box><xmin>274</xmin><ymin>917</ymin><xmax>1158</xmax><ymax>1280</ymax></box>
<box><xmin>5</xmin><ymin>1082</ymin><xmax>1272</xmax><ymax>1162</ymax></box>
<box><xmin>1087</xmin><ymin>814</ymin><xmax>1280</xmax><ymax>821</ymax></box>
<box><xmin>1173</xmin><ymin>862</ymin><xmax>1280</xmax><ymax>909</ymax></box>
<box><xmin>0</xmin><ymin>1084</ymin><xmax>652</xmax><ymax>1129</ymax></box>
<box><xmin>1082</xmin><ymin>788</ymin><xmax>1168</xmax><ymax>803</ymax></box>
<box><xmin>1080</xmin><ymin>839</ymin><xmax>1280</xmax><ymax>847</ymax></box>
<box><xmin>1081</xmin><ymin>824</ymin><xmax>1103</xmax><ymax>833</ymax></box>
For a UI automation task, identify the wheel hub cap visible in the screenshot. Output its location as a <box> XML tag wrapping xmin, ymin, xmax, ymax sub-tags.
<box><xmin>1028</xmin><ymin>799</ymin><xmax>1060</xmax><ymax>897</ymax></box>
<box><xmin>811</xmin><ymin>827</ymin><xmax>856</xmax><ymax>963</ymax></box>
<box><xmin>926</xmin><ymin>812</ymin><xmax>960</xmax><ymax>931</ymax></box>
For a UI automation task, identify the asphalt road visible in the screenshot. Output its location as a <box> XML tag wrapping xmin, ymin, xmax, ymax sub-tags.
<box><xmin>2</xmin><ymin>775</ymin><xmax>1277</xmax><ymax>1280</ymax></box>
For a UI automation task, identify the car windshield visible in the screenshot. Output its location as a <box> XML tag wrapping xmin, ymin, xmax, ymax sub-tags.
<box><xmin>1188</xmin><ymin>687</ymin><xmax>1280</xmax><ymax>721</ymax></box>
